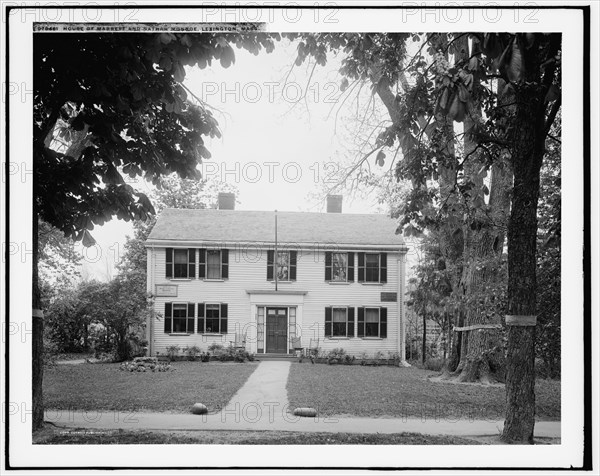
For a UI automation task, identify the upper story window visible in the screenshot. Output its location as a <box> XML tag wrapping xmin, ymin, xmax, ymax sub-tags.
<box><xmin>267</xmin><ymin>250</ymin><xmax>297</xmax><ymax>281</ymax></box>
<box><xmin>199</xmin><ymin>249</ymin><xmax>229</xmax><ymax>280</ymax></box>
<box><xmin>357</xmin><ymin>252</ymin><xmax>387</xmax><ymax>283</ymax></box>
<box><xmin>325</xmin><ymin>252</ymin><xmax>354</xmax><ymax>282</ymax></box>
<box><xmin>166</xmin><ymin>248</ymin><xmax>195</xmax><ymax>279</ymax></box>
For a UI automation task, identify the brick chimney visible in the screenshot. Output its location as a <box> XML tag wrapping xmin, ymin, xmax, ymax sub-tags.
<box><xmin>217</xmin><ymin>192</ymin><xmax>235</xmax><ymax>210</ymax></box>
<box><xmin>326</xmin><ymin>194</ymin><xmax>343</xmax><ymax>213</ymax></box>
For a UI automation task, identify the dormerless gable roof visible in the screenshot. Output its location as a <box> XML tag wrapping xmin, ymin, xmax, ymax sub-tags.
<box><xmin>146</xmin><ymin>208</ymin><xmax>407</xmax><ymax>249</ymax></box>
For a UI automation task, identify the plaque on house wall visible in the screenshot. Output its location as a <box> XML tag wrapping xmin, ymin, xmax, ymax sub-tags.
<box><xmin>155</xmin><ymin>284</ymin><xmax>178</xmax><ymax>297</ymax></box>
<box><xmin>381</xmin><ymin>292</ymin><xmax>397</xmax><ymax>302</ymax></box>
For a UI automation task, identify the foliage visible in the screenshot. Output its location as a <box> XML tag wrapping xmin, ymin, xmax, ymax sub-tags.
<box><xmin>165</xmin><ymin>345</ymin><xmax>181</xmax><ymax>360</ymax></box>
<box><xmin>210</xmin><ymin>345</ymin><xmax>254</xmax><ymax>362</ymax></box>
<box><xmin>38</xmin><ymin>219</ymin><xmax>82</xmax><ymax>283</ymax></box>
<box><xmin>182</xmin><ymin>345</ymin><xmax>202</xmax><ymax>361</ymax></box>
<box><xmin>34</xmin><ymin>32</ymin><xmax>277</xmax><ymax>241</ymax></box>
<box><xmin>535</xmin><ymin>126</ymin><xmax>561</xmax><ymax>379</ymax></box>
<box><xmin>119</xmin><ymin>360</ymin><xmax>173</xmax><ymax>372</ymax></box>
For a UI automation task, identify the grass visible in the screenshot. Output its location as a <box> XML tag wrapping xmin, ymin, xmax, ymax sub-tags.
<box><xmin>34</xmin><ymin>426</ymin><xmax>480</xmax><ymax>445</ymax></box>
<box><xmin>287</xmin><ymin>364</ymin><xmax>560</xmax><ymax>421</ymax></box>
<box><xmin>44</xmin><ymin>361</ymin><xmax>258</xmax><ymax>413</ymax></box>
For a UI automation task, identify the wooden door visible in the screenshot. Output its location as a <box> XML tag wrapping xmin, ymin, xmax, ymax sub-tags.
<box><xmin>266</xmin><ymin>308</ymin><xmax>287</xmax><ymax>353</ymax></box>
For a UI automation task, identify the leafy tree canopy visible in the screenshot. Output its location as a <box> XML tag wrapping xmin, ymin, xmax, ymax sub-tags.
<box><xmin>34</xmin><ymin>32</ymin><xmax>278</xmax><ymax>241</ymax></box>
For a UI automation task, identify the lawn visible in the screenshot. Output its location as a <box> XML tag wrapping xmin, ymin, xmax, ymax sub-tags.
<box><xmin>44</xmin><ymin>361</ymin><xmax>258</xmax><ymax>413</ymax></box>
<box><xmin>287</xmin><ymin>364</ymin><xmax>560</xmax><ymax>421</ymax></box>
<box><xmin>34</xmin><ymin>427</ymin><xmax>480</xmax><ymax>445</ymax></box>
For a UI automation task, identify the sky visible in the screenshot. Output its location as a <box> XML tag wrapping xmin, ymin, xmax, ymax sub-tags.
<box><xmin>78</xmin><ymin>37</ymin><xmax>412</xmax><ymax>280</ymax></box>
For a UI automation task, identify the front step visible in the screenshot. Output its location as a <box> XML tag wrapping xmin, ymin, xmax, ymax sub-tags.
<box><xmin>256</xmin><ymin>353</ymin><xmax>298</xmax><ymax>361</ymax></box>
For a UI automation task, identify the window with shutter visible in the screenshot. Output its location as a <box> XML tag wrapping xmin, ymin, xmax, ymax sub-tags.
<box><xmin>268</xmin><ymin>250</ymin><xmax>292</xmax><ymax>281</ymax></box>
<box><xmin>173</xmin><ymin>250</ymin><xmax>189</xmax><ymax>278</ymax></box>
<box><xmin>365</xmin><ymin>253</ymin><xmax>380</xmax><ymax>282</ymax></box>
<box><xmin>172</xmin><ymin>303</ymin><xmax>189</xmax><ymax>333</ymax></box>
<box><xmin>206</xmin><ymin>250</ymin><xmax>221</xmax><ymax>279</ymax></box>
<box><xmin>332</xmin><ymin>308</ymin><xmax>349</xmax><ymax>337</ymax></box>
<box><xmin>205</xmin><ymin>304</ymin><xmax>220</xmax><ymax>333</ymax></box>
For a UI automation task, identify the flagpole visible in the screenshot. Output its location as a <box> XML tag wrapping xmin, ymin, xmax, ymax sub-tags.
<box><xmin>274</xmin><ymin>210</ymin><xmax>278</xmax><ymax>292</ymax></box>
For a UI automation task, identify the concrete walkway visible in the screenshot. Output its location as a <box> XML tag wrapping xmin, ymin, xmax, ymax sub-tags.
<box><xmin>44</xmin><ymin>360</ymin><xmax>560</xmax><ymax>439</ymax></box>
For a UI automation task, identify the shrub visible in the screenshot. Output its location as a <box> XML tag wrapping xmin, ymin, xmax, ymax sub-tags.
<box><xmin>43</xmin><ymin>337</ymin><xmax>60</xmax><ymax>368</ymax></box>
<box><xmin>424</xmin><ymin>357</ymin><xmax>444</xmax><ymax>371</ymax></box>
<box><xmin>208</xmin><ymin>343</ymin><xmax>224</xmax><ymax>353</ymax></box>
<box><xmin>183</xmin><ymin>345</ymin><xmax>201</xmax><ymax>361</ymax></box>
<box><xmin>343</xmin><ymin>355</ymin><xmax>356</xmax><ymax>365</ymax></box>
<box><xmin>119</xmin><ymin>360</ymin><xmax>173</xmax><ymax>372</ymax></box>
<box><xmin>165</xmin><ymin>345</ymin><xmax>180</xmax><ymax>360</ymax></box>
<box><xmin>358</xmin><ymin>351</ymin><xmax>369</xmax><ymax>365</ymax></box>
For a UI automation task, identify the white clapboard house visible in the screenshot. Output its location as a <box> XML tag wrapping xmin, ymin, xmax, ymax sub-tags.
<box><xmin>145</xmin><ymin>194</ymin><xmax>409</xmax><ymax>360</ymax></box>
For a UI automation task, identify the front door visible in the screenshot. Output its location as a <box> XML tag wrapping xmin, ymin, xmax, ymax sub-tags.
<box><xmin>266</xmin><ymin>307</ymin><xmax>287</xmax><ymax>353</ymax></box>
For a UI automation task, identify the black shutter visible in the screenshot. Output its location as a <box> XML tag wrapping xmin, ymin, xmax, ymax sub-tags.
<box><xmin>347</xmin><ymin>307</ymin><xmax>355</xmax><ymax>337</ymax></box>
<box><xmin>325</xmin><ymin>252</ymin><xmax>332</xmax><ymax>281</ymax></box>
<box><xmin>290</xmin><ymin>251</ymin><xmax>297</xmax><ymax>281</ymax></box>
<box><xmin>166</xmin><ymin>248</ymin><xmax>173</xmax><ymax>278</ymax></box>
<box><xmin>357</xmin><ymin>253</ymin><xmax>365</xmax><ymax>282</ymax></box>
<box><xmin>324</xmin><ymin>307</ymin><xmax>332</xmax><ymax>337</ymax></box>
<box><xmin>221</xmin><ymin>249</ymin><xmax>229</xmax><ymax>279</ymax></box>
<box><xmin>164</xmin><ymin>303</ymin><xmax>172</xmax><ymax>333</ymax></box>
<box><xmin>198</xmin><ymin>248</ymin><xmax>206</xmax><ymax>279</ymax></box>
<box><xmin>347</xmin><ymin>252</ymin><xmax>354</xmax><ymax>282</ymax></box>
<box><xmin>357</xmin><ymin>307</ymin><xmax>365</xmax><ymax>337</ymax></box>
<box><xmin>380</xmin><ymin>307</ymin><xmax>387</xmax><ymax>338</ymax></box>
<box><xmin>267</xmin><ymin>250</ymin><xmax>274</xmax><ymax>280</ymax></box>
<box><xmin>187</xmin><ymin>303</ymin><xmax>195</xmax><ymax>333</ymax></box>
<box><xmin>380</xmin><ymin>253</ymin><xmax>387</xmax><ymax>283</ymax></box>
<box><xmin>197</xmin><ymin>303</ymin><xmax>205</xmax><ymax>333</ymax></box>
<box><xmin>188</xmin><ymin>249</ymin><xmax>196</xmax><ymax>279</ymax></box>
<box><xmin>220</xmin><ymin>303</ymin><xmax>228</xmax><ymax>334</ymax></box>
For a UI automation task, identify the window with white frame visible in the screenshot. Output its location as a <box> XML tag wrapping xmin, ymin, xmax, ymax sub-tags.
<box><xmin>165</xmin><ymin>248</ymin><xmax>195</xmax><ymax>279</ymax></box>
<box><xmin>197</xmin><ymin>303</ymin><xmax>228</xmax><ymax>334</ymax></box>
<box><xmin>324</xmin><ymin>307</ymin><xmax>355</xmax><ymax>338</ymax></box>
<box><xmin>163</xmin><ymin>302</ymin><xmax>195</xmax><ymax>334</ymax></box>
<box><xmin>267</xmin><ymin>250</ymin><xmax>297</xmax><ymax>281</ymax></box>
<box><xmin>357</xmin><ymin>252</ymin><xmax>387</xmax><ymax>283</ymax></box>
<box><xmin>357</xmin><ymin>306</ymin><xmax>387</xmax><ymax>338</ymax></box>
<box><xmin>199</xmin><ymin>249</ymin><xmax>229</xmax><ymax>280</ymax></box>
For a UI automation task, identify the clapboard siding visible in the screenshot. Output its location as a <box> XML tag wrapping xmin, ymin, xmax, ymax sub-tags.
<box><xmin>148</xmin><ymin>246</ymin><xmax>405</xmax><ymax>357</ymax></box>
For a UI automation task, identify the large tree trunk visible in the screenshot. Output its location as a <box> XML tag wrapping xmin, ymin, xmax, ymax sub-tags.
<box><xmin>32</xmin><ymin>212</ymin><xmax>44</xmax><ymax>430</ymax></box>
<box><xmin>449</xmin><ymin>36</ymin><xmax>511</xmax><ymax>384</ymax></box>
<box><xmin>501</xmin><ymin>83</ymin><xmax>545</xmax><ymax>444</ymax></box>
